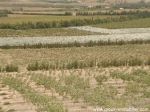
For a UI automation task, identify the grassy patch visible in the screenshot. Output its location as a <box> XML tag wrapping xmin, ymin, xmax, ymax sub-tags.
<box><xmin>94</xmin><ymin>18</ymin><xmax>150</xmax><ymax>29</ymax></box>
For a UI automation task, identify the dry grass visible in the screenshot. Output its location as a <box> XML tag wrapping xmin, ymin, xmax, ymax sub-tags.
<box><xmin>0</xmin><ymin>44</ymin><xmax>149</xmax><ymax>70</ymax></box>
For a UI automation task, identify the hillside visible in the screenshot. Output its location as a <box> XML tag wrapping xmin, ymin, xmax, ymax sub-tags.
<box><xmin>0</xmin><ymin>0</ymin><xmax>150</xmax><ymax>4</ymax></box>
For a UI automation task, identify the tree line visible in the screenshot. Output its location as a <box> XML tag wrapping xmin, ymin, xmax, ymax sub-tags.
<box><xmin>76</xmin><ymin>10</ymin><xmax>150</xmax><ymax>16</ymax></box>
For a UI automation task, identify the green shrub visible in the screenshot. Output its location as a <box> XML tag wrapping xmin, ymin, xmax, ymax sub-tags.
<box><xmin>27</xmin><ymin>61</ymin><xmax>39</xmax><ymax>71</ymax></box>
<box><xmin>66</xmin><ymin>61</ymin><xmax>79</xmax><ymax>69</ymax></box>
<box><xmin>0</xmin><ymin>64</ymin><xmax>18</xmax><ymax>72</ymax></box>
<box><xmin>95</xmin><ymin>75</ymin><xmax>108</xmax><ymax>85</ymax></box>
<box><xmin>5</xmin><ymin>64</ymin><xmax>18</xmax><ymax>72</ymax></box>
<box><xmin>98</xmin><ymin>57</ymin><xmax>144</xmax><ymax>67</ymax></box>
<box><xmin>128</xmin><ymin>57</ymin><xmax>143</xmax><ymax>66</ymax></box>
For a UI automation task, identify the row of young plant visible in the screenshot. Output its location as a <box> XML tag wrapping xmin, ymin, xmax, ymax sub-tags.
<box><xmin>0</xmin><ymin>14</ymin><xmax>149</xmax><ymax>30</ymax></box>
<box><xmin>29</xmin><ymin>69</ymin><xmax>150</xmax><ymax>107</ymax></box>
<box><xmin>30</xmin><ymin>73</ymin><xmax>90</xmax><ymax>101</ymax></box>
<box><xmin>1</xmin><ymin>39</ymin><xmax>150</xmax><ymax>49</ymax></box>
<box><xmin>85</xmin><ymin>69</ymin><xmax>149</xmax><ymax>107</ymax></box>
<box><xmin>110</xmin><ymin>69</ymin><xmax>150</xmax><ymax>86</ymax></box>
<box><xmin>30</xmin><ymin>73</ymin><xmax>127</xmax><ymax>107</ymax></box>
<box><xmin>27</xmin><ymin>60</ymin><xmax>96</xmax><ymax>71</ymax></box>
<box><xmin>0</xmin><ymin>64</ymin><xmax>18</xmax><ymax>72</ymax></box>
<box><xmin>0</xmin><ymin>57</ymin><xmax>149</xmax><ymax>72</ymax></box>
<box><xmin>27</xmin><ymin>57</ymin><xmax>150</xmax><ymax>71</ymax></box>
<box><xmin>0</xmin><ymin>76</ymin><xmax>66</xmax><ymax>112</ymax></box>
<box><xmin>110</xmin><ymin>69</ymin><xmax>150</xmax><ymax>99</ymax></box>
<box><xmin>93</xmin><ymin>69</ymin><xmax>150</xmax><ymax>107</ymax></box>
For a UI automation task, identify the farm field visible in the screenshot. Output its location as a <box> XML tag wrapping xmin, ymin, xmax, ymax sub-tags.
<box><xmin>0</xmin><ymin>1</ymin><xmax>150</xmax><ymax>112</ymax></box>
<box><xmin>0</xmin><ymin>28</ymin><xmax>149</xmax><ymax>112</ymax></box>
<box><xmin>0</xmin><ymin>20</ymin><xmax>150</xmax><ymax>112</ymax></box>
<box><xmin>0</xmin><ymin>67</ymin><xmax>150</xmax><ymax>112</ymax></box>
